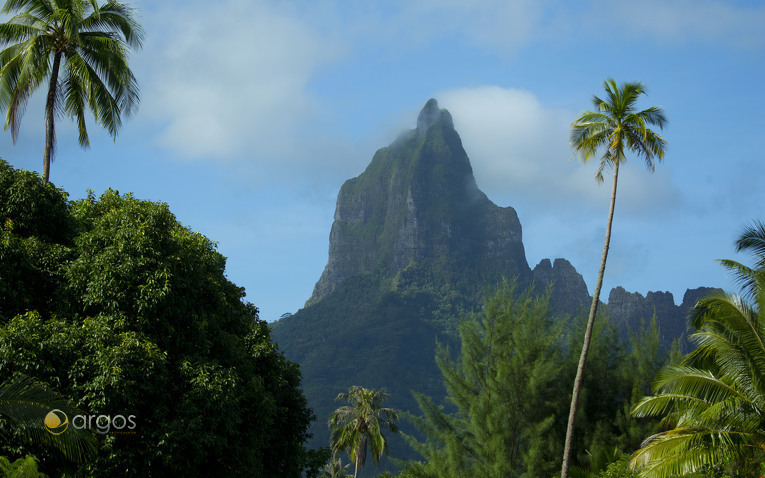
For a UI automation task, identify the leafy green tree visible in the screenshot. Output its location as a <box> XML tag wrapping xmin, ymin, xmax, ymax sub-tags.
<box><xmin>562</xmin><ymin>79</ymin><xmax>668</xmax><ymax>478</ymax></box>
<box><xmin>0</xmin><ymin>0</ymin><xmax>143</xmax><ymax>183</ymax></box>
<box><xmin>329</xmin><ymin>386</ymin><xmax>400</xmax><ymax>478</ymax></box>
<box><xmin>402</xmin><ymin>282</ymin><xmax>564</xmax><ymax>478</ymax></box>
<box><xmin>0</xmin><ymin>159</ymin><xmax>74</xmax><ymax>318</ymax></box>
<box><xmin>570</xmin><ymin>450</ymin><xmax>639</xmax><ymax>478</ymax></box>
<box><xmin>0</xmin><ymin>161</ymin><xmax>315</xmax><ymax>476</ymax></box>
<box><xmin>629</xmin><ymin>225</ymin><xmax>765</xmax><ymax>477</ymax></box>
<box><xmin>401</xmin><ymin>281</ymin><xmax>671</xmax><ymax>478</ymax></box>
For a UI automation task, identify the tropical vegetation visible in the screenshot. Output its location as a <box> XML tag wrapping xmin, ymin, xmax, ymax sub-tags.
<box><xmin>329</xmin><ymin>386</ymin><xmax>400</xmax><ymax>478</ymax></box>
<box><xmin>400</xmin><ymin>281</ymin><xmax>671</xmax><ymax>477</ymax></box>
<box><xmin>0</xmin><ymin>0</ymin><xmax>143</xmax><ymax>183</ymax></box>
<box><xmin>0</xmin><ymin>159</ymin><xmax>316</xmax><ymax>477</ymax></box>
<box><xmin>563</xmin><ymin>79</ymin><xmax>668</xmax><ymax>478</ymax></box>
<box><xmin>629</xmin><ymin>221</ymin><xmax>765</xmax><ymax>477</ymax></box>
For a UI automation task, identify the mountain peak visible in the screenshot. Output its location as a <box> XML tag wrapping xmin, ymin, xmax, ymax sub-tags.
<box><xmin>417</xmin><ymin>98</ymin><xmax>453</xmax><ymax>136</ymax></box>
<box><xmin>305</xmin><ymin>98</ymin><xmax>529</xmax><ymax>305</ymax></box>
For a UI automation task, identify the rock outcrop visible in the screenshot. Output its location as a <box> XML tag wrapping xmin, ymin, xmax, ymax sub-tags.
<box><xmin>606</xmin><ymin>286</ymin><xmax>722</xmax><ymax>351</ymax></box>
<box><xmin>307</xmin><ymin>98</ymin><xmax>532</xmax><ymax>306</ymax></box>
<box><xmin>533</xmin><ymin>258</ymin><xmax>591</xmax><ymax>315</ymax></box>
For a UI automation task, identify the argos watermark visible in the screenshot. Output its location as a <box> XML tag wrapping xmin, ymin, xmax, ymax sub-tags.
<box><xmin>44</xmin><ymin>409</ymin><xmax>137</xmax><ymax>435</ymax></box>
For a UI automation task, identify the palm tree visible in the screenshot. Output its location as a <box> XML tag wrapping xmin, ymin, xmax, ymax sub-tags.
<box><xmin>0</xmin><ymin>373</ymin><xmax>97</xmax><ymax>462</ymax></box>
<box><xmin>630</xmin><ymin>275</ymin><xmax>765</xmax><ymax>476</ymax></box>
<box><xmin>0</xmin><ymin>0</ymin><xmax>143</xmax><ymax>184</ymax></box>
<box><xmin>561</xmin><ymin>79</ymin><xmax>667</xmax><ymax>478</ymax></box>
<box><xmin>320</xmin><ymin>454</ymin><xmax>350</xmax><ymax>478</ymax></box>
<box><xmin>628</xmin><ymin>222</ymin><xmax>765</xmax><ymax>477</ymax></box>
<box><xmin>328</xmin><ymin>386</ymin><xmax>400</xmax><ymax>478</ymax></box>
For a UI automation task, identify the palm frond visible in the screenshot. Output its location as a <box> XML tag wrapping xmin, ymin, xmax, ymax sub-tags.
<box><xmin>631</xmin><ymin>246</ymin><xmax>765</xmax><ymax>476</ymax></box>
<box><xmin>0</xmin><ymin>374</ymin><xmax>97</xmax><ymax>462</ymax></box>
<box><xmin>80</xmin><ymin>2</ymin><xmax>143</xmax><ymax>48</ymax></box>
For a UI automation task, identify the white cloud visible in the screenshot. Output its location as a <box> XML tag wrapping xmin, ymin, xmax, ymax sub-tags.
<box><xmin>136</xmin><ymin>0</ymin><xmax>340</xmax><ymax>162</ymax></box>
<box><xmin>437</xmin><ymin>86</ymin><xmax>678</xmax><ymax>216</ymax></box>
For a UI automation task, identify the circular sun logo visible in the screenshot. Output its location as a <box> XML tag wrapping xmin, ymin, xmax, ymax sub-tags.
<box><xmin>44</xmin><ymin>409</ymin><xmax>69</xmax><ymax>435</ymax></box>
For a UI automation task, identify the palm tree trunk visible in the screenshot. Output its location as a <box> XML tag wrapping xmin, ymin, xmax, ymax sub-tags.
<box><xmin>353</xmin><ymin>453</ymin><xmax>360</xmax><ymax>478</ymax></box>
<box><xmin>42</xmin><ymin>51</ymin><xmax>62</xmax><ymax>185</ymax></box>
<box><xmin>560</xmin><ymin>161</ymin><xmax>620</xmax><ymax>478</ymax></box>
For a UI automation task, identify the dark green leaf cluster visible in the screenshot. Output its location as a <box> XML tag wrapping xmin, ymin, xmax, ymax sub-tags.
<box><xmin>0</xmin><ymin>161</ymin><xmax>74</xmax><ymax>317</ymax></box>
<box><xmin>0</xmin><ymin>160</ymin><xmax>314</xmax><ymax>477</ymax></box>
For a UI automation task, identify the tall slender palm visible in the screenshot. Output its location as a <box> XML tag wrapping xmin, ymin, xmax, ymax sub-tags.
<box><xmin>561</xmin><ymin>79</ymin><xmax>667</xmax><ymax>478</ymax></box>
<box><xmin>628</xmin><ymin>221</ymin><xmax>765</xmax><ymax>477</ymax></box>
<box><xmin>0</xmin><ymin>0</ymin><xmax>143</xmax><ymax>184</ymax></box>
<box><xmin>328</xmin><ymin>386</ymin><xmax>400</xmax><ymax>478</ymax></box>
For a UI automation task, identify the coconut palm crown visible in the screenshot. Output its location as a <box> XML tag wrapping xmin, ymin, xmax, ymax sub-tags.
<box><xmin>0</xmin><ymin>0</ymin><xmax>143</xmax><ymax>183</ymax></box>
<box><xmin>570</xmin><ymin>78</ymin><xmax>668</xmax><ymax>183</ymax></box>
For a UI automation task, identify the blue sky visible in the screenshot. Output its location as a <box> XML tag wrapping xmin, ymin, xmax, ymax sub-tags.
<box><xmin>3</xmin><ymin>0</ymin><xmax>765</xmax><ymax>321</ymax></box>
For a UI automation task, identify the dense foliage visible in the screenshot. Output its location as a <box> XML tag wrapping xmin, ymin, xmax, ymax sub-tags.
<box><xmin>0</xmin><ymin>374</ymin><xmax>97</xmax><ymax>462</ymax></box>
<box><xmin>399</xmin><ymin>281</ymin><xmax>671</xmax><ymax>477</ymax></box>
<box><xmin>0</xmin><ymin>160</ymin><xmax>314</xmax><ymax>477</ymax></box>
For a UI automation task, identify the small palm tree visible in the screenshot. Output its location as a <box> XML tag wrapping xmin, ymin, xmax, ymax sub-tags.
<box><xmin>0</xmin><ymin>0</ymin><xmax>143</xmax><ymax>184</ymax></box>
<box><xmin>0</xmin><ymin>374</ymin><xmax>97</xmax><ymax>462</ymax></box>
<box><xmin>629</xmin><ymin>222</ymin><xmax>765</xmax><ymax>477</ymax></box>
<box><xmin>630</xmin><ymin>275</ymin><xmax>765</xmax><ymax>476</ymax></box>
<box><xmin>561</xmin><ymin>79</ymin><xmax>667</xmax><ymax>478</ymax></box>
<box><xmin>320</xmin><ymin>454</ymin><xmax>350</xmax><ymax>478</ymax></box>
<box><xmin>328</xmin><ymin>386</ymin><xmax>399</xmax><ymax>478</ymax></box>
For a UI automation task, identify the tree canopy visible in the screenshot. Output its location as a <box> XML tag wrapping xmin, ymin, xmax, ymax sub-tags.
<box><xmin>329</xmin><ymin>386</ymin><xmax>399</xmax><ymax>478</ymax></box>
<box><xmin>0</xmin><ymin>159</ymin><xmax>314</xmax><ymax>477</ymax></box>
<box><xmin>401</xmin><ymin>281</ymin><xmax>669</xmax><ymax>477</ymax></box>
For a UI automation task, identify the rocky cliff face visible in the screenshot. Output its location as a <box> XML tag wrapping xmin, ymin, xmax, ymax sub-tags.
<box><xmin>307</xmin><ymin>99</ymin><xmax>532</xmax><ymax>305</ymax></box>
<box><xmin>533</xmin><ymin>258</ymin><xmax>591</xmax><ymax>314</ymax></box>
<box><xmin>607</xmin><ymin>286</ymin><xmax>722</xmax><ymax>350</ymax></box>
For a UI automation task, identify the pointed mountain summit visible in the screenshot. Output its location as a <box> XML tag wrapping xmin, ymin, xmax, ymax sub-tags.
<box><xmin>307</xmin><ymin>99</ymin><xmax>532</xmax><ymax>306</ymax></box>
<box><xmin>272</xmin><ymin>99</ymin><xmax>590</xmax><ymax>456</ymax></box>
<box><xmin>270</xmin><ymin>99</ymin><xmax>703</xmax><ymax>461</ymax></box>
